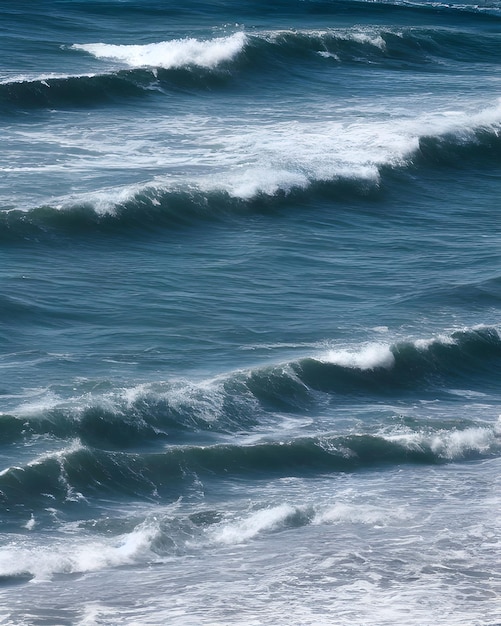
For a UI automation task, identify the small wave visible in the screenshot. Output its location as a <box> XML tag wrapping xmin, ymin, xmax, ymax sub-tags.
<box><xmin>3</xmin><ymin>374</ymin><xmax>263</xmax><ymax>448</ymax></box>
<box><xmin>331</xmin><ymin>0</ymin><xmax>501</xmax><ymax>19</ymax></box>
<box><xmin>0</xmin><ymin>519</ymin><xmax>160</xmax><ymax>582</ymax></box>
<box><xmin>0</xmin><ymin>70</ymin><xmax>156</xmax><ymax>109</ymax></box>
<box><xmin>209</xmin><ymin>504</ymin><xmax>299</xmax><ymax>544</ymax></box>
<box><xmin>204</xmin><ymin>499</ymin><xmax>407</xmax><ymax>546</ymax></box>
<box><xmin>0</xmin><ymin>496</ymin><xmax>411</xmax><ymax>582</ymax></box>
<box><xmin>0</xmin><ymin>498</ymin><xmax>406</xmax><ymax>580</ymax></box>
<box><xmin>296</xmin><ymin>326</ymin><xmax>501</xmax><ymax>394</ymax></box>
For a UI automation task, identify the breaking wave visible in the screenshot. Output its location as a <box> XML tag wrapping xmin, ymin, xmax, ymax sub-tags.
<box><xmin>0</xmin><ymin>423</ymin><xmax>498</xmax><ymax>513</ymax></box>
<box><xmin>2</xmin><ymin>326</ymin><xmax>500</xmax><ymax>448</ymax></box>
<box><xmin>1</xmin><ymin>100</ymin><xmax>501</xmax><ymax>240</ymax></box>
<box><xmin>71</xmin><ymin>32</ymin><xmax>247</xmax><ymax>70</ymax></box>
<box><xmin>2</xmin><ymin>27</ymin><xmax>501</xmax><ymax>110</ymax></box>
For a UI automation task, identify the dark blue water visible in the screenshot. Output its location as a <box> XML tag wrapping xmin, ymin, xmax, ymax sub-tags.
<box><xmin>1</xmin><ymin>1</ymin><xmax>501</xmax><ymax>624</ymax></box>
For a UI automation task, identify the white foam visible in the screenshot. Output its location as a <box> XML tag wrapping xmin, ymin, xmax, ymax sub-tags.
<box><xmin>15</xmin><ymin>390</ymin><xmax>62</xmax><ymax>416</ymax></box>
<box><xmin>118</xmin><ymin>374</ymin><xmax>256</xmax><ymax>426</ymax></box>
<box><xmin>8</xmin><ymin>95</ymin><xmax>501</xmax><ymax>213</ymax></box>
<box><xmin>0</xmin><ymin>72</ymin><xmax>97</xmax><ymax>86</ymax></box>
<box><xmin>54</xmin><ymin>181</ymin><xmax>155</xmax><ymax>216</ymax></box>
<box><xmin>385</xmin><ymin>427</ymin><xmax>495</xmax><ymax>460</ymax></box>
<box><xmin>430</xmin><ymin>427</ymin><xmax>494</xmax><ymax>459</ymax></box>
<box><xmin>320</xmin><ymin>342</ymin><xmax>395</xmax><ymax>370</ymax></box>
<box><xmin>72</xmin><ymin>32</ymin><xmax>247</xmax><ymax>69</ymax></box>
<box><xmin>0</xmin><ymin>520</ymin><xmax>160</xmax><ymax>582</ymax></box>
<box><xmin>313</xmin><ymin>502</ymin><xmax>407</xmax><ymax>526</ymax></box>
<box><xmin>215</xmin><ymin>167</ymin><xmax>310</xmax><ymax>200</ymax></box>
<box><xmin>76</xmin><ymin>604</ymin><xmax>118</xmax><ymax>626</ymax></box>
<box><xmin>210</xmin><ymin>504</ymin><xmax>296</xmax><ymax>544</ymax></box>
<box><xmin>414</xmin><ymin>334</ymin><xmax>456</xmax><ymax>350</ymax></box>
<box><xmin>26</xmin><ymin>438</ymin><xmax>84</xmax><ymax>468</ymax></box>
<box><xmin>346</xmin><ymin>32</ymin><xmax>386</xmax><ymax>50</ymax></box>
<box><xmin>263</xmin><ymin>27</ymin><xmax>387</xmax><ymax>50</ymax></box>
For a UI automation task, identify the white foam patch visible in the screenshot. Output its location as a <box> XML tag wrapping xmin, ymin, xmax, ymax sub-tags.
<box><xmin>119</xmin><ymin>374</ymin><xmax>256</xmax><ymax>427</ymax></box>
<box><xmin>215</xmin><ymin>167</ymin><xmax>310</xmax><ymax>200</ymax></box>
<box><xmin>72</xmin><ymin>32</ymin><xmax>247</xmax><ymax>69</ymax></box>
<box><xmin>386</xmin><ymin>427</ymin><xmax>496</xmax><ymax>459</ymax></box>
<box><xmin>346</xmin><ymin>32</ymin><xmax>386</xmax><ymax>50</ymax></box>
<box><xmin>26</xmin><ymin>438</ymin><xmax>84</xmax><ymax>468</ymax></box>
<box><xmin>54</xmin><ymin>181</ymin><xmax>156</xmax><ymax>216</ymax></box>
<box><xmin>76</xmin><ymin>604</ymin><xmax>119</xmax><ymax>626</ymax></box>
<box><xmin>0</xmin><ymin>520</ymin><xmax>160</xmax><ymax>582</ymax></box>
<box><xmin>263</xmin><ymin>27</ymin><xmax>387</xmax><ymax>50</ymax></box>
<box><xmin>7</xmin><ymin>373</ymin><xmax>254</xmax><ymax>434</ymax></box>
<box><xmin>210</xmin><ymin>504</ymin><xmax>296</xmax><ymax>544</ymax></box>
<box><xmin>313</xmin><ymin>502</ymin><xmax>407</xmax><ymax>526</ymax></box>
<box><xmin>320</xmin><ymin>343</ymin><xmax>395</xmax><ymax>370</ymax></box>
<box><xmin>403</xmin><ymin>98</ymin><xmax>501</xmax><ymax>143</ymax></box>
<box><xmin>15</xmin><ymin>390</ymin><xmax>63</xmax><ymax>416</ymax></box>
<box><xmin>430</xmin><ymin>428</ymin><xmax>495</xmax><ymax>458</ymax></box>
<box><xmin>414</xmin><ymin>334</ymin><xmax>457</xmax><ymax>350</ymax></box>
<box><xmin>0</xmin><ymin>72</ymin><xmax>97</xmax><ymax>85</ymax></box>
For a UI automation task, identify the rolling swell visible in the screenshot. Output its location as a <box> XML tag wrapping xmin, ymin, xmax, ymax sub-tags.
<box><xmin>2</xmin><ymin>112</ymin><xmax>501</xmax><ymax>241</ymax></box>
<box><xmin>73</xmin><ymin>28</ymin><xmax>501</xmax><ymax>74</ymax></box>
<box><xmin>0</xmin><ymin>179</ymin><xmax>379</xmax><ymax>243</ymax></box>
<box><xmin>3</xmin><ymin>327</ymin><xmax>501</xmax><ymax>450</ymax></box>
<box><xmin>4</xmin><ymin>26</ymin><xmax>498</xmax><ymax>112</ymax></box>
<box><xmin>242</xmin><ymin>28</ymin><xmax>501</xmax><ymax>71</ymax></box>
<box><xmin>0</xmin><ymin>66</ymin><xmax>236</xmax><ymax>111</ymax></box>
<box><xmin>0</xmin><ymin>425</ymin><xmax>498</xmax><ymax>512</ymax></box>
<box><xmin>0</xmin><ymin>188</ymin><xmax>250</xmax><ymax>242</ymax></box>
<box><xmin>77</xmin><ymin>27</ymin><xmax>501</xmax><ymax>80</ymax></box>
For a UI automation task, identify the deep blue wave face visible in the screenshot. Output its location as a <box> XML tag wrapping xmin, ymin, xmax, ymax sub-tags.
<box><xmin>1</xmin><ymin>1</ymin><xmax>501</xmax><ymax>623</ymax></box>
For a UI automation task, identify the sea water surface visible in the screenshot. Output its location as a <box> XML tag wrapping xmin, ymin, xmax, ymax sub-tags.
<box><xmin>1</xmin><ymin>1</ymin><xmax>501</xmax><ymax>624</ymax></box>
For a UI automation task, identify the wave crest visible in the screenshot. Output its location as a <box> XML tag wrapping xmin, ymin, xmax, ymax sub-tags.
<box><xmin>71</xmin><ymin>32</ymin><xmax>247</xmax><ymax>70</ymax></box>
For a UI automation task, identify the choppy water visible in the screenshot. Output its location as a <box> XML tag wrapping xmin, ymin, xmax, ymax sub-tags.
<box><xmin>1</xmin><ymin>1</ymin><xmax>501</xmax><ymax>624</ymax></box>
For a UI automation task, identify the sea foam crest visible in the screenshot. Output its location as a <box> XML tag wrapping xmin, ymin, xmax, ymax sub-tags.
<box><xmin>0</xmin><ymin>72</ymin><xmax>97</xmax><ymax>86</ymax></box>
<box><xmin>204</xmin><ymin>500</ymin><xmax>409</xmax><ymax>547</ymax></box>
<box><xmin>385</xmin><ymin>426</ymin><xmax>496</xmax><ymax>460</ymax></box>
<box><xmin>263</xmin><ymin>27</ymin><xmax>387</xmax><ymax>50</ymax></box>
<box><xmin>71</xmin><ymin>32</ymin><xmax>247</xmax><ymax>69</ymax></box>
<box><xmin>319</xmin><ymin>343</ymin><xmax>396</xmax><ymax>370</ymax></box>
<box><xmin>209</xmin><ymin>504</ymin><xmax>298</xmax><ymax>545</ymax></box>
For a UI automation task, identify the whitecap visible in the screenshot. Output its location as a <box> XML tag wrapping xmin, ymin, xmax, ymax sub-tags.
<box><xmin>71</xmin><ymin>32</ymin><xmax>247</xmax><ymax>70</ymax></box>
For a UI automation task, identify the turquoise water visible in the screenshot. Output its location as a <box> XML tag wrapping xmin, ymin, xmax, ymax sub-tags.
<box><xmin>1</xmin><ymin>1</ymin><xmax>501</xmax><ymax>624</ymax></box>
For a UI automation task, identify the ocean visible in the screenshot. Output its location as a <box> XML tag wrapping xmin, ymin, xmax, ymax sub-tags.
<box><xmin>1</xmin><ymin>1</ymin><xmax>501</xmax><ymax>624</ymax></box>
